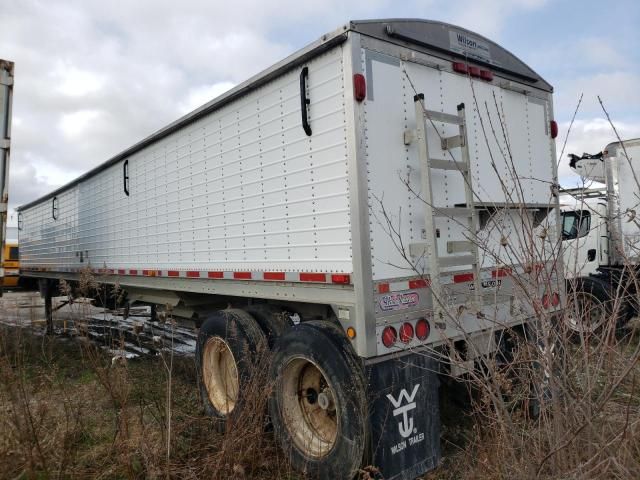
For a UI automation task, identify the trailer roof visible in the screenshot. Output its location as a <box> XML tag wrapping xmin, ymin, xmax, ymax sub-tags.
<box><xmin>18</xmin><ymin>19</ymin><xmax>552</xmax><ymax>212</ymax></box>
<box><xmin>604</xmin><ymin>138</ymin><xmax>640</xmax><ymax>156</ymax></box>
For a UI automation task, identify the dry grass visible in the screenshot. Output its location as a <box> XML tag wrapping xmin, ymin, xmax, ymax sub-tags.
<box><xmin>0</xmin><ymin>324</ymin><xmax>297</xmax><ymax>479</ymax></box>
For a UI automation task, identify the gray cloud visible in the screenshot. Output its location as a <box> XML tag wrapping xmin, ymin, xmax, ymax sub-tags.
<box><xmin>0</xmin><ymin>0</ymin><xmax>574</xmax><ymax>227</ymax></box>
<box><xmin>557</xmin><ymin>118</ymin><xmax>640</xmax><ymax>187</ymax></box>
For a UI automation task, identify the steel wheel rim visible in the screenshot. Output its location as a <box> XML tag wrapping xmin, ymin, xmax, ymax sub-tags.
<box><xmin>202</xmin><ymin>337</ymin><xmax>239</xmax><ymax>415</ymax></box>
<box><xmin>280</xmin><ymin>357</ymin><xmax>338</xmax><ymax>458</ymax></box>
<box><xmin>566</xmin><ymin>291</ymin><xmax>607</xmax><ymax>334</ymax></box>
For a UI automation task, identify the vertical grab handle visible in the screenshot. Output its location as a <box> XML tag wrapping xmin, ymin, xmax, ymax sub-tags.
<box><xmin>299</xmin><ymin>66</ymin><xmax>312</xmax><ymax>136</ymax></box>
<box><xmin>123</xmin><ymin>159</ymin><xmax>130</xmax><ymax>196</ymax></box>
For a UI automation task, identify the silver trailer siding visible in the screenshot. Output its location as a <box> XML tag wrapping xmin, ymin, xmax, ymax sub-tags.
<box><xmin>604</xmin><ymin>138</ymin><xmax>640</xmax><ymax>264</ymax></box>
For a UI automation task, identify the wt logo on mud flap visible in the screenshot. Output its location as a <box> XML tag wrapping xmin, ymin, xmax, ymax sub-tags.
<box><xmin>386</xmin><ymin>384</ymin><xmax>420</xmax><ymax>438</ymax></box>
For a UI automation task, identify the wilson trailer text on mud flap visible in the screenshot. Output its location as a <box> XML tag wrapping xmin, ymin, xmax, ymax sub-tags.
<box><xmin>367</xmin><ymin>353</ymin><xmax>440</xmax><ymax>480</ymax></box>
<box><xmin>18</xmin><ymin>19</ymin><xmax>562</xmax><ymax>479</ymax></box>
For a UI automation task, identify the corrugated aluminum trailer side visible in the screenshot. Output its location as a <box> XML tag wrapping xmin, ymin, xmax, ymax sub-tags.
<box><xmin>604</xmin><ymin>138</ymin><xmax>640</xmax><ymax>264</ymax></box>
<box><xmin>17</xmin><ymin>20</ymin><xmax>562</xmax><ymax>480</ymax></box>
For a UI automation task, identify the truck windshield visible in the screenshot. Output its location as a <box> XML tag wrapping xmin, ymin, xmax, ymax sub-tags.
<box><xmin>562</xmin><ymin>210</ymin><xmax>591</xmax><ymax>240</ymax></box>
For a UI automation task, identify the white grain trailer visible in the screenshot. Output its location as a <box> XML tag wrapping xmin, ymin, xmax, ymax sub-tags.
<box><xmin>17</xmin><ymin>19</ymin><xmax>562</xmax><ymax>479</ymax></box>
<box><xmin>0</xmin><ymin>59</ymin><xmax>14</xmax><ymax>295</ymax></box>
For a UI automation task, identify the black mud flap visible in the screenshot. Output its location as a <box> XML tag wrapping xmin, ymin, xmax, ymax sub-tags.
<box><xmin>366</xmin><ymin>352</ymin><xmax>440</xmax><ymax>480</ymax></box>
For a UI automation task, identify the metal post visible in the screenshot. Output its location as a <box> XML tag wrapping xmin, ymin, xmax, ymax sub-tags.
<box><xmin>0</xmin><ymin>60</ymin><xmax>15</xmax><ymax>298</ymax></box>
<box><xmin>44</xmin><ymin>280</ymin><xmax>54</xmax><ymax>335</ymax></box>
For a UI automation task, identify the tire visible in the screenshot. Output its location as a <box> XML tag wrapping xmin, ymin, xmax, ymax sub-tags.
<box><xmin>196</xmin><ymin>309</ymin><xmax>267</xmax><ymax>425</ymax></box>
<box><xmin>245</xmin><ymin>304</ymin><xmax>292</xmax><ymax>347</ymax></box>
<box><xmin>565</xmin><ymin>276</ymin><xmax>627</xmax><ymax>336</ymax></box>
<box><xmin>268</xmin><ymin>321</ymin><xmax>368</xmax><ymax>480</ymax></box>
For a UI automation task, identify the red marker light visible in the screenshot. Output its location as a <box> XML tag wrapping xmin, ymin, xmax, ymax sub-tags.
<box><xmin>415</xmin><ymin>318</ymin><xmax>430</xmax><ymax>340</ymax></box>
<box><xmin>551</xmin><ymin>292</ymin><xmax>560</xmax><ymax>307</ymax></box>
<box><xmin>452</xmin><ymin>62</ymin><xmax>468</xmax><ymax>74</ymax></box>
<box><xmin>399</xmin><ymin>323</ymin><xmax>414</xmax><ymax>343</ymax></box>
<box><xmin>353</xmin><ymin>73</ymin><xmax>366</xmax><ymax>102</ymax></box>
<box><xmin>480</xmin><ymin>69</ymin><xmax>493</xmax><ymax>81</ymax></box>
<box><xmin>468</xmin><ymin>66</ymin><xmax>481</xmax><ymax>78</ymax></box>
<box><xmin>382</xmin><ymin>326</ymin><xmax>397</xmax><ymax>348</ymax></box>
<box><xmin>542</xmin><ymin>294</ymin><xmax>550</xmax><ymax>309</ymax></box>
<box><xmin>550</xmin><ymin>120</ymin><xmax>558</xmax><ymax>139</ymax></box>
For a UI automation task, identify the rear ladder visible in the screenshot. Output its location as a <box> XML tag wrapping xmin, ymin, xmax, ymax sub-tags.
<box><xmin>407</xmin><ymin>93</ymin><xmax>482</xmax><ymax>323</ymax></box>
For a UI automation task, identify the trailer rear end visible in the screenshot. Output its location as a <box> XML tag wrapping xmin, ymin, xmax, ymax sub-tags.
<box><xmin>17</xmin><ymin>20</ymin><xmax>561</xmax><ymax>479</ymax></box>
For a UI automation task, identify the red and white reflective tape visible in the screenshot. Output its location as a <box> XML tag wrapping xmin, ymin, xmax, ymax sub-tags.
<box><xmin>377</xmin><ymin>278</ymin><xmax>429</xmax><ymax>294</ymax></box>
<box><xmin>21</xmin><ymin>266</ymin><xmax>352</xmax><ymax>285</ymax></box>
<box><xmin>376</xmin><ymin>265</ymin><xmax>529</xmax><ymax>293</ymax></box>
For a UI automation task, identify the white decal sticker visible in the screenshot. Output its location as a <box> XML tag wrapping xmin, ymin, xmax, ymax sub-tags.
<box><xmin>469</xmin><ymin>279</ymin><xmax>502</xmax><ymax>290</ymax></box>
<box><xmin>449</xmin><ymin>30</ymin><xmax>494</xmax><ymax>65</ymax></box>
<box><xmin>379</xmin><ymin>292</ymin><xmax>419</xmax><ymax>311</ymax></box>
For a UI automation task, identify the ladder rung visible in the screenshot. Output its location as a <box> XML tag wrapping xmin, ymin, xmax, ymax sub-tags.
<box><xmin>429</xmin><ymin>159</ymin><xmax>467</xmax><ymax>171</ymax></box>
<box><xmin>447</xmin><ymin>241</ymin><xmax>474</xmax><ymax>254</ymax></box>
<box><xmin>424</xmin><ymin>110</ymin><xmax>464</xmax><ymax>125</ymax></box>
<box><xmin>438</xmin><ymin>255</ymin><xmax>477</xmax><ymax>268</ymax></box>
<box><xmin>433</xmin><ymin>207</ymin><xmax>472</xmax><ymax>217</ymax></box>
<box><xmin>441</xmin><ymin>135</ymin><xmax>465</xmax><ymax>150</ymax></box>
<box><xmin>423</xmin><ymin>109</ymin><xmax>463</xmax><ymax>125</ymax></box>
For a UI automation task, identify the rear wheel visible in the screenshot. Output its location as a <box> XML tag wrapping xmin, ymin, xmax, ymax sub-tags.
<box><xmin>245</xmin><ymin>303</ymin><xmax>293</xmax><ymax>347</ymax></box>
<box><xmin>565</xmin><ymin>276</ymin><xmax>624</xmax><ymax>336</ymax></box>
<box><xmin>202</xmin><ymin>336</ymin><xmax>239</xmax><ymax>414</ymax></box>
<box><xmin>196</xmin><ymin>309</ymin><xmax>266</xmax><ymax>424</ymax></box>
<box><xmin>269</xmin><ymin>321</ymin><xmax>368</xmax><ymax>479</ymax></box>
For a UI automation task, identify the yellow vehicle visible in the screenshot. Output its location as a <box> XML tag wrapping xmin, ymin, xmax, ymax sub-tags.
<box><xmin>2</xmin><ymin>241</ymin><xmax>19</xmax><ymax>289</ymax></box>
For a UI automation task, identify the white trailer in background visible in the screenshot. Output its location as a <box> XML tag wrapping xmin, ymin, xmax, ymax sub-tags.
<box><xmin>0</xmin><ymin>60</ymin><xmax>14</xmax><ymax>295</ymax></box>
<box><xmin>17</xmin><ymin>20</ymin><xmax>561</xmax><ymax>479</ymax></box>
<box><xmin>563</xmin><ymin>139</ymin><xmax>640</xmax><ymax>333</ymax></box>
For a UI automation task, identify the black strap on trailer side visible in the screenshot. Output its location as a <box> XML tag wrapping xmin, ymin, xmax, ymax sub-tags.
<box><xmin>367</xmin><ymin>352</ymin><xmax>440</xmax><ymax>479</ymax></box>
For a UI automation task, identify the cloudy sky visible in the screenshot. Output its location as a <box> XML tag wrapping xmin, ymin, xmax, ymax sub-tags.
<box><xmin>1</xmin><ymin>0</ymin><xmax>639</xmax><ymax>226</ymax></box>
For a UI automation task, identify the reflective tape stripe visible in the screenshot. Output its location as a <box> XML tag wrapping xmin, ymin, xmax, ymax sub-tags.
<box><xmin>264</xmin><ymin>272</ymin><xmax>285</xmax><ymax>281</ymax></box>
<box><xmin>300</xmin><ymin>273</ymin><xmax>326</xmax><ymax>282</ymax></box>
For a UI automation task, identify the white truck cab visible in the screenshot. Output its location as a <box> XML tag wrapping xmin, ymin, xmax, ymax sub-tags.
<box><xmin>562</xmin><ymin>139</ymin><xmax>640</xmax><ymax>333</ymax></box>
<box><xmin>560</xmin><ymin>189</ymin><xmax>608</xmax><ymax>279</ymax></box>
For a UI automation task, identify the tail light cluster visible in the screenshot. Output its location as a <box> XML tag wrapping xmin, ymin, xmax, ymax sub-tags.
<box><xmin>381</xmin><ymin>318</ymin><xmax>431</xmax><ymax>348</ymax></box>
<box><xmin>452</xmin><ymin>62</ymin><xmax>493</xmax><ymax>81</ymax></box>
<box><xmin>542</xmin><ymin>292</ymin><xmax>560</xmax><ymax>309</ymax></box>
